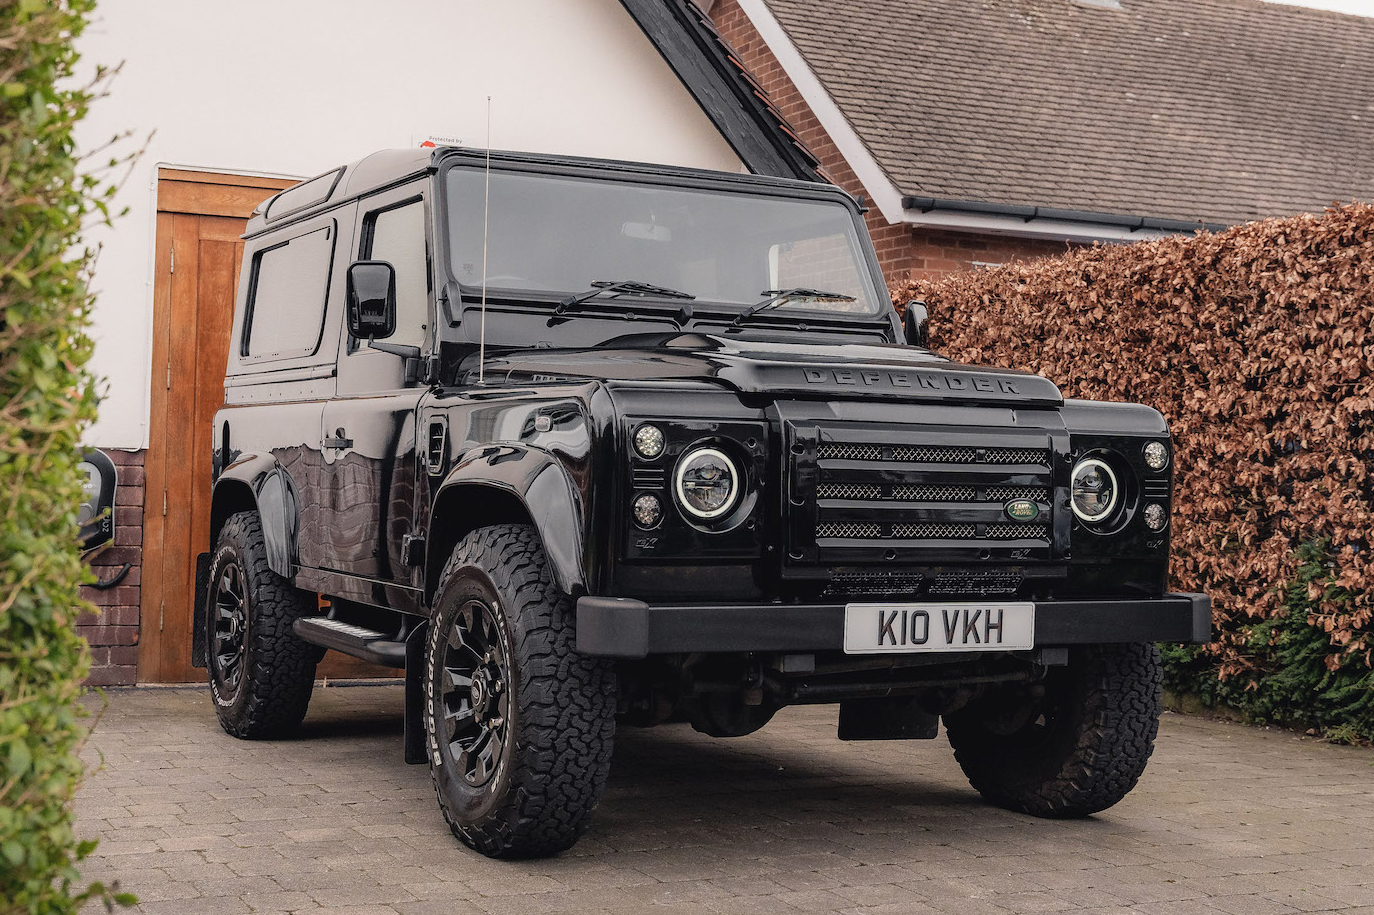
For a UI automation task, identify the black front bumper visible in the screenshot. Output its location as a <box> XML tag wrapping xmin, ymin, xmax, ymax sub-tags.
<box><xmin>575</xmin><ymin>593</ymin><xmax>1211</xmax><ymax>659</ymax></box>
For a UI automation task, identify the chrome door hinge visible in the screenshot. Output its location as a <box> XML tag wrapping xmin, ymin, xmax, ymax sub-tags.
<box><xmin>169</xmin><ymin>243</ymin><xmax>175</xmax><ymax>274</ymax></box>
<box><xmin>158</xmin><ymin>600</ymin><xmax>165</xmax><ymax>631</ymax></box>
<box><xmin>163</xmin><ymin>490</ymin><xmax>168</xmax><ymax>516</ymax></box>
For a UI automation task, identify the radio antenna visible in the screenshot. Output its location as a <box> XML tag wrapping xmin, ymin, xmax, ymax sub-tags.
<box><xmin>478</xmin><ymin>96</ymin><xmax>492</xmax><ymax>385</ymax></box>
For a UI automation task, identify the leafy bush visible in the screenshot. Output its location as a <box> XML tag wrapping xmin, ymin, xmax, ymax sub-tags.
<box><xmin>0</xmin><ymin>2</ymin><xmax>131</xmax><ymax>912</ymax></box>
<box><xmin>898</xmin><ymin>203</ymin><xmax>1374</xmax><ymax>739</ymax></box>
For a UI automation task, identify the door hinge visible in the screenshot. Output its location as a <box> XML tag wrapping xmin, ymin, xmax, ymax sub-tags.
<box><xmin>158</xmin><ymin>600</ymin><xmax>165</xmax><ymax>632</ymax></box>
<box><xmin>169</xmin><ymin>242</ymin><xmax>175</xmax><ymax>274</ymax></box>
<box><xmin>402</xmin><ymin>533</ymin><xmax>426</xmax><ymax>567</ymax></box>
<box><xmin>166</xmin><ymin>363</ymin><xmax>171</xmax><ymax>390</ymax></box>
<box><xmin>163</xmin><ymin>490</ymin><xmax>168</xmax><ymax>516</ymax></box>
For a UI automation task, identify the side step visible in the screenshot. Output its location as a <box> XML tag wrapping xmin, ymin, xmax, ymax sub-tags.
<box><xmin>292</xmin><ymin>617</ymin><xmax>407</xmax><ymax>668</ymax></box>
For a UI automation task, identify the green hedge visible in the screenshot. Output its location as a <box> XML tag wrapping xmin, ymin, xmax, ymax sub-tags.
<box><xmin>1163</xmin><ymin>542</ymin><xmax>1374</xmax><ymax>744</ymax></box>
<box><xmin>0</xmin><ymin>2</ymin><xmax>132</xmax><ymax>912</ymax></box>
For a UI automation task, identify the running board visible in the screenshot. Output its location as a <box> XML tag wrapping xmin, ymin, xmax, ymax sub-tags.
<box><xmin>292</xmin><ymin>617</ymin><xmax>407</xmax><ymax>668</ymax></box>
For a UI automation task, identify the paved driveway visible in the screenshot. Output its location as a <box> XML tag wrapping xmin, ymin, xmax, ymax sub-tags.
<box><xmin>76</xmin><ymin>684</ymin><xmax>1374</xmax><ymax>915</ymax></box>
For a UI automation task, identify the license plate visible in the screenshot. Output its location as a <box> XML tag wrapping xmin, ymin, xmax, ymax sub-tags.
<box><xmin>843</xmin><ymin>602</ymin><xmax>1035</xmax><ymax>654</ymax></box>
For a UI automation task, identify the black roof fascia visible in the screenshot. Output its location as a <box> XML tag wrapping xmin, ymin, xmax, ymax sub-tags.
<box><xmin>901</xmin><ymin>195</ymin><xmax>1230</xmax><ymax>234</ymax></box>
<box><xmin>618</xmin><ymin>0</ymin><xmax>825</xmax><ymax>183</ymax></box>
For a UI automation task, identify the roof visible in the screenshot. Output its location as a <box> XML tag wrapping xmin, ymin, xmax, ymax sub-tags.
<box><xmin>245</xmin><ymin>146</ymin><xmax>854</xmax><ymax>238</ymax></box>
<box><xmin>755</xmin><ymin>0</ymin><xmax>1374</xmax><ymax>226</ymax></box>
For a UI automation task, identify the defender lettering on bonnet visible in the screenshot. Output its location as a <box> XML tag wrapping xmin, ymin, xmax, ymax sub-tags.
<box><xmin>803</xmin><ymin>367</ymin><xmax>1020</xmax><ymax>395</ymax></box>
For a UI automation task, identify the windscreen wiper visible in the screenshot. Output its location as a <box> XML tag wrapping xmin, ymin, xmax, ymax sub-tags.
<box><xmin>731</xmin><ymin>287</ymin><xmax>856</xmax><ymax>326</ymax></box>
<box><xmin>555</xmin><ymin>279</ymin><xmax>696</xmax><ymax>316</ymax></box>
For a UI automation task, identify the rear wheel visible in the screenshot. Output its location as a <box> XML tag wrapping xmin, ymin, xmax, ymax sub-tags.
<box><xmin>425</xmin><ymin>524</ymin><xmax>616</xmax><ymax>857</ymax></box>
<box><xmin>944</xmin><ymin>643</ymin><xmax>1162</xmax><ymax>817</ymax></box>
<box><xmin>206</xmin><ymin>511</ymin><xmax>317</xmax><ymax>738</ymax></box>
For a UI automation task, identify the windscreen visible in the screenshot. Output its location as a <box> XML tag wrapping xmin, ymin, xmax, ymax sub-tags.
<box><xmin>445</xmin><ymin>167</ymin><xmax>882</xmax><ymax>317</ymax></box>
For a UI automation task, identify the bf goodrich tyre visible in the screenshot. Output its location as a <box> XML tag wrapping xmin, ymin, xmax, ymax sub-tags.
<box><xmin>206</xmin><ymin>510</ymin><xmax>318</xmax><ymax>738</ymax></box>
<box><xmin>944</xmin><ymin>642</ymin><xmax>1162</xmax><ymax>818</ymax></box>
<box><xmin>425</xmin><ymin>523</ymin><xmax>616</xmax><ymax>858</ymax></box>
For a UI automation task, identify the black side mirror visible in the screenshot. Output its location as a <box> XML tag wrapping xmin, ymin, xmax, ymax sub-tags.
<box><xmin>347</xmin><ymin>261</ymin><xmax>397</xmax><ymax>340</ymax></box>
<box><xmin>903</xmin><ymin>300</ymin><xmax>930</xmax><ymax>348</ymax></box>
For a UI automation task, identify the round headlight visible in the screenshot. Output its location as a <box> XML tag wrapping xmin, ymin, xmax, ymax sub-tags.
<box><xmin>1143</xmin><ymin>441</ymin><xmax>1169</xmax><ymax>471</ymax></box>
<box><xmin>674</xmin><ymin>447</ymin><xmax>739</xmax><ymax>519</ymax></box>
<box><xmin>633</xmin><ymin>424</ymin><xmax>665</xmax><ymax>459</ymax></box>
<box><xmin>632</xmin><ymin>493</ymin><xmax>663</xmax><ymax>529</ymax></box>
<box><xmin>1071</xmin><ymin>457</ymin><xmax>1119</xmax><ymax>523</ymax></box>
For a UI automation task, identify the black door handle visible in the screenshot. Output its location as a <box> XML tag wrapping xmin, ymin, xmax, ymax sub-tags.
<box><xmin>324</xmin><ymin>428</ymin><xmax>353</xmax><ymax>450</ymax></box>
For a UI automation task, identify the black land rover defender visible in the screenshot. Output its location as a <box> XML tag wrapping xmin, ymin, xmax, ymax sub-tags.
<box><xmin>198</xmin><ymin>147</ymin><xmax>1210</xmax><ymax>857</ymax></box>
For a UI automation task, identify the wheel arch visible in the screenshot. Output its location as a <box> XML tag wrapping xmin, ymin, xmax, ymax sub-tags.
<box><xmin>425</xmin><ymin>448</ymin><xmax>586</xmax><ymax>604</ymax></box>
<box><xmin>210</xmin><ymin>452</ymin><xmax>301</xmax><ymax>577</ymax></box>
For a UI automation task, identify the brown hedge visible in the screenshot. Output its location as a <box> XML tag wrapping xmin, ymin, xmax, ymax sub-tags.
<box><xmin>898</xmin><ymin>203</ymin><xmax>1374</xmax><ymax>679</ymax></box>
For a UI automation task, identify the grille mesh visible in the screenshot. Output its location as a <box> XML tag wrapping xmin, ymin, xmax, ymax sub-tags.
<box><xmin>823</xmin><ymin>572</ymin><xmax>924</xmax><ymax>597</ymax></box>
<box><xmin>818</xmin><ymin>442</ymin><xmax>1049</xmax><ymax>466</ymax></box>
<box><xmin>891</xmin><ymin>522</ymin><xmax>978</xmax><ymax>539</ymax></box>
<box><xmin>986</xmin><ymin>523</ymin><xmax>1050</xmax><ymax>540</ymax></box>
<box><xmin>816</xmin><ymin>483</ymin><xmax>884</xmax><ymax>500</ymax></box>
<box><xmin>984</xmin><ymin>485</ymin><xmax>1051</xmax><ymax>502</ymax></box>
<box><xmin>928</xmin><ymin>571</ymin><xmax>1024</xmax><ymax>596</ymax></box>
<box><xmin>816</xmin><ymin>522</ymin><xmax>881</xmax><ymax>539</ymax></box>
<box><xmin>892</xmin><ymin>484</ymin><xmax>978</xmax><ymax>502</ymax></box>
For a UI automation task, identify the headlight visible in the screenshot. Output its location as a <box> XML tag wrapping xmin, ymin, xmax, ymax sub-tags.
<box><xmin>674</xmin><ymin>447</ymin><xmax>739</xmax><ymax>519</ymax></box>
<box><xmin>1070</xmin><ymin>457</ymin><xmax>1118</xmax><ymax>523</ymax></box>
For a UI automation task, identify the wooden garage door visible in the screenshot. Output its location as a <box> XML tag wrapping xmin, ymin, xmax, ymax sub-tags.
<box><xmin>139</xmin><ymin>169</ymin><xmax>392</xmax><ymax>683</ymax></box>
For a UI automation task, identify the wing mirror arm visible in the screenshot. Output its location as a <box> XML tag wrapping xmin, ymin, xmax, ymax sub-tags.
<box><xmin>903</xmin><ymin>299</ymin><xmax>930</xmax><ymax>348</ymax></box>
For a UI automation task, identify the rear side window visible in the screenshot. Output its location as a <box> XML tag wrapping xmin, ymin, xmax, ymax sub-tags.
<box><xmin>243</xmin><ymin>224</ymin><xmax>335</xmax><ymax>359</ymax></box>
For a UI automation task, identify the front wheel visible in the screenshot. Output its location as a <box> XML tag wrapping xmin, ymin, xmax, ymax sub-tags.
<box><xmin>425</xmin><ymin>524</ymin><xmax>616</xmax><ymax>858</ymax></box>
<box><xmin>944</xmin><ymin>643</ymin><xmax>1162</xmax><ymax>818</ymax></box>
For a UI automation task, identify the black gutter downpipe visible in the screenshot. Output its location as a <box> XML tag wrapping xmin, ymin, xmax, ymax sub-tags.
<box><xmin>900</xmin><ymin>195</ymin><xmax>1228</xmax><ymax>234</ymax></box>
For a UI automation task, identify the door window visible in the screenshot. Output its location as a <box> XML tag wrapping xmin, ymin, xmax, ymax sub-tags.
<box><xmin>364</xmin><ymin>199</ymin><xmax>429</xmax><ymax>348</ymax></box>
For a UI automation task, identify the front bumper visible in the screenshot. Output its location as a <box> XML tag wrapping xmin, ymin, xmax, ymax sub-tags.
<box><xmin>575</xmin><ymin>593</ymin><xmax>1211</xmax><ymax>658</ymax></box>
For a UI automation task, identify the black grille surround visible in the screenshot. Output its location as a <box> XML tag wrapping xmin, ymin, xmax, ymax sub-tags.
<box><xmin>785</xmin><ymin>421</ymin><xmax>1072</xmax><ymax>591</ymax></box>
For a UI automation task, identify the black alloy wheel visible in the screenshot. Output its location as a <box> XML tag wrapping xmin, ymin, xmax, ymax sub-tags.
<box><xmin>210</xmin><ymin>560</ymin><xmax>249</xmax><ymax>700</ymax></box>
<box><xmin>438</xmin><ymin>599</ymin><xmax>513</xmax><ymax>788</ymax></box>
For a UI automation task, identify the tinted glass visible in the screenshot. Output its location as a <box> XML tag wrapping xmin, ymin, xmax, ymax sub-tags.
<box><xmin>245</xmin><ymin>225</ymin><xmax>333</xmax><ymax>359</ymax></box>
<box><xmin>366</xmin><ymin>200</ymin><xmax>429</xmax><ymax>347</ymax></box>
<box><xmin>445</xmin><ymin>168</ymin><xmax>881</xmax><ymax>316</ymax></box>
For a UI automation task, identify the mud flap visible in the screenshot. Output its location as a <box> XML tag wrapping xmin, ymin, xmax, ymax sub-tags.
<box><xmin>191</xmin><ymin>552</ymin><xmax>210</xmax><ymax>668</ymax></box>
<box><xmin>838</xmin><ymin>697</ymin><xmax>939</xmax><ymax>740</ymax></box>
<box><xmin>404</xmin><ymin>621</ymin><xmax>430</xmax><ymax>765</ymax></box>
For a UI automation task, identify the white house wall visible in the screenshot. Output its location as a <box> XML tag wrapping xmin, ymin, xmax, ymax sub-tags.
<box><xmin>75</xmin><ymin>0</ymin><xmax>744</xmax><ymax>450</ymax></box>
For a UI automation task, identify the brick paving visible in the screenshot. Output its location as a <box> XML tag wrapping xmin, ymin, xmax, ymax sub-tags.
<box><xmin>76</xmin><ymin>684</ymin><xmax>1374</xmax><ymax>915</ymax></box>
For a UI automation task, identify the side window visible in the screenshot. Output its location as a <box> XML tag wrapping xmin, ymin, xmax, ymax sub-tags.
<box><xmin>363</xmin><ymin>199</ymin><xmax>429</xmax><ymax>348</ymax></box>
<box><xmin>243</xmin><ymin>225</ymin><xmax>334</xmax><ymax>359</ymax></box>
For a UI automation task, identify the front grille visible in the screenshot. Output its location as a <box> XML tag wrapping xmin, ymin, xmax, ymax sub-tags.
<box><xmin>792</xmin><ymin>423</ymin><xmax>1060</xmax><ymax>564</ymax></box>
<box><xmin>891</xmin><ymin>522</ymin><xmax>977</xmax><ymax>539</ymax></box>
<box><xmin>927</xmin><ymin>570</ymin><xmax>1025</xmax><ymax>596</ymax></box>
<box><xmin>823</xmin><ymin>571</ymin><xmax>924</xmax><ymax>597</ymax></box>
<box><xmin>986</xmin><ymin>523</ymin><xmax>1049</xmax><ymax>540</ymax></box>
<box><xmin>816</xmin><ymin>522</ymin><xmax>882</xmax><ymax>539</ymax></box>
<box><xmin>818</xmin><ymin>442</ymin><xmax>1049</xmax><ymax>466</ymax></box>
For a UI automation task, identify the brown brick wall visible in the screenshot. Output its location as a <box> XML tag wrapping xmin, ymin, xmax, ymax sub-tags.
<box><xmin>709</xmin><ymin>0</ymin><xmax>1073</xmax><ymax>286</ymax></box>
<box><xmin>79</xmin><ymin>448</ymin><xmax>145</xmax><ymax>686</ymax></box>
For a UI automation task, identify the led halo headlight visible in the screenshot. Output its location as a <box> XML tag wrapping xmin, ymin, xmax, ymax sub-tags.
<box><xmin>1070</xmin><ymin>457</ymin><xmax>1119</xmax><ymax>523</ymax></box>
<box><xmin>674</xmin><ymin>446</ymin><xmax>740</xmax><ymax>520</ymax></box>
<box><xmin>1143</xmin><ymin>440</ymin><xmax>1169</xmax><ymax>471</ymax></box>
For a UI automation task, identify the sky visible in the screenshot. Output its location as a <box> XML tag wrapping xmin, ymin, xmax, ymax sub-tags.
<box><xmin>1264</xmin><ymin>0</ymin><xmax>1374</xmax><ymax>14</ymax></box>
